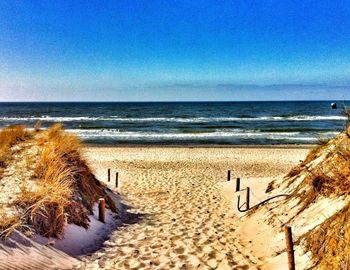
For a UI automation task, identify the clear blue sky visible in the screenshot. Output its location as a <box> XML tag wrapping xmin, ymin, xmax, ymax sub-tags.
<box><xmin>0</xmin><ymin>0</ymin><xmax>349</xmax><ymax>101</ymax></box>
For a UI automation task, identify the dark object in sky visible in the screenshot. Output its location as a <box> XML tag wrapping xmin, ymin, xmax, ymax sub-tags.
<box><xmin>331</xmin><ymin>103</ymin><xmax>337</xmax><ymax>109</ymax></box>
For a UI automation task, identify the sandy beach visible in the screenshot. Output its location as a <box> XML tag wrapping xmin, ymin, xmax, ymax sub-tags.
<box><xmin>76</xmin><ymin>146</ymin><xmax>310</xmax><ymax>269</ymax></box>
<box><xmin>2</xmin><ymin>1</ymin><xmax>348</xmax><ymax>268</ymax></box>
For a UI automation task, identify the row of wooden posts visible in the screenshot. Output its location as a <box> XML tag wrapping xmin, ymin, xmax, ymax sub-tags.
<box><xmin>227</xmin><ymin>170</ymin><xmax>250</xmax><ymax>211</ymax></box>
<box><xmin>227</xmin><ymin>170</ymin><xmax>295</xmax><ymax>270</ymax></box>
<box><xmin>107</xmin><ymin>168</ymin><xmax>119</xmax><ymax>188</ymax></box>
<box><xmin>97</xmin><ymin>169</ymin><xmax>120</xmax><ymax>224</ymax></box>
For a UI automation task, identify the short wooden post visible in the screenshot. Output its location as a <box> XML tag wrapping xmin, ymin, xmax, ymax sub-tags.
<box><xmin>236</xmin><ymin>177</ymin><xmax>240</xmax><ymax>192</ymax></box>
<box><xmin>227</xmin><ymin>170</ymin><xmax>231</xmax><ymax>181</ymax></box>
<box><xmin>108</xmin><ymin>169</ymin><xmax>111</xmax><ymax>182</ymax></box>
<box><xmin>284</xmin><ymin>226</ymin><xmax>295</xmax><ymax>270</ymax></box>
<box><xmin>98</xmin><ymin>198</ymin><xmax>106</xmax><ymax>223</ymax></box>
<box><xmin>115</xmin><ymin>172</ymin><xmax>119</xmax><ymax>188</ymax></box>
<box><xmin>246</xmin><ymin>187</ymin><xmax>250</xmax><ymax>210</ymax></box>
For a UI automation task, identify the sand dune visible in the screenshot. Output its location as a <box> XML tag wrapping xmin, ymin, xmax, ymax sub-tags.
<box><xmin>0</xmin><ymin>231</ymin><xmax>79</xmax><ymax>270</ymax></box>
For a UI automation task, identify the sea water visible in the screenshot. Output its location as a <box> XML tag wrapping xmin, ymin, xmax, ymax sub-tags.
<box><xmin>0</xmin><ymin>101</ymin><xmax>347</xmax><ymax>145</ymax></box>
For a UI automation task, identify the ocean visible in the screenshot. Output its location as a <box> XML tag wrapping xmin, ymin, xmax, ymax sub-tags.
<box><xmin>0</xmin><ymin>101</ymin><xmax>348</xmax><ymax>145</ymax></box>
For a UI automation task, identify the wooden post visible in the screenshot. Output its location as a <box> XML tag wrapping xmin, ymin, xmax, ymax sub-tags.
<box><xmin>108</xmin><ymin>169</ymin><xmax>111</xmax><ymax>182</ymax></box>
<box><xmin>284</xmin><ymin>226</ymin><xmax>296</xmax><ymax>270</ymax></box>
<box><xmin>246</xmin><ymin>187</ymin><xmax>250</xmax><ymax>210</ymax></box>
<box><xmin>115</xmin><ymin>172</ymin><xmax>119</xmax><ymax>188</ymax></box>
<box><xmin>236</xmin><ymin>177</ymin><xmax>240</xmax><ymax>192</ymax></box>
<box><xmin>98</xmin><ymin>198</ymin><xmax>106</xmax><ymax>223</ymax></box>
<box><xmin>227</xmin><ymin>170</ymin><xmax>231</xmax><ymax>181</ymax></box>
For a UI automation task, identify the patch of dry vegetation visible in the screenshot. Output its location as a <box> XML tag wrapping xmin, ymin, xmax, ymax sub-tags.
<box><xmin>0</xmin><ymin>214</ymin><xmax>21</xmax><ymax>239</ymax></box>
<box><xmin>279</xmin><ymin>109</ymin><xmax>350</xmax><ymax>269</ymax></box>
<box><xmin>1</xmin><ymin>124</ymin><xmax>116</xmax><ymax>239</ymax></box>
<box><xmin>305</xmin><ymin>204</ymin><xmax>350</xmax><ymax>269</ymax></box>
<box><xmin>0</xmin><ymin>125</ymin><xmax>32</xmax><ymax>168</ymax></box>
<box><xmin>293</xmin><ymin>127</ymin><xmax>350</xmax><ymax>205</ymax></box>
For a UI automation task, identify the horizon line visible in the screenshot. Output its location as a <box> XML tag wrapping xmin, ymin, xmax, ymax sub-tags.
<box><xmin>0</xmin><ymin>99</ymin><xmax>349</xmax><ymax>103</ymax></box>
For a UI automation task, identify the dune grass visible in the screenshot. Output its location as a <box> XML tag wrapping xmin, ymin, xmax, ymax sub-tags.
<box><xmin>0</xmin><ymin>124</ymin><xmax>116</xmax><ymax>239</ymax></box>
<box><xmin>280</xmin><ymin>110</ymin><xmax>350</xmax><ymax>269</ymax></box>
<box><xmin>302</xmin><ymin>132</ymin><xmax>350</xmax><ymax>269</ymax></box>
<box><xmin>17</xmin><ymin>154</ymin><xmax>76</xmax><ymax>238</ymax></box>
<box><xmin>0</xmin><ymin>214</ymin><xmax>21</xmax><ymax>239</ymax></box>
<box><xmin>306</xmin><ymin>204</ymin><xmax>350</xmax><ymax>269</ymax></box>
<box><xmin>0</xmin><ymin>125</ymin><xmax>32</xmax><ymax>168</ymax></box>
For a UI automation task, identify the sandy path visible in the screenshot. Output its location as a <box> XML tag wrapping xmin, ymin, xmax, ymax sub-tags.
<box><xmin>81</xmin><ymin>147</ymin><xmax>310</xmax><ymax>270</ymax></box>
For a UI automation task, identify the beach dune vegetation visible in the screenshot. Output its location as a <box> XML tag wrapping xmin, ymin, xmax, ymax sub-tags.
<box><xmin>276</xmin><ymin>109</ymin><xmax>350</xmax><ymax>269</ymax></box>
<box><xmin>0</xmin><ymin>124</ymin><xmax>116</xmax><ymax>239</ymax></box>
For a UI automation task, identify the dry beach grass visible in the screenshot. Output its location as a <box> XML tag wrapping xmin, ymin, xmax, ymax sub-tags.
<box><xmin>0</xmin><ymin>124</ymin><xmax>116</xmax><ymax>240</ymax></box>
<box><xmin>256</xmin><ymin>111</ymin><xmax>350</xmax><ymax>269</ymax></box>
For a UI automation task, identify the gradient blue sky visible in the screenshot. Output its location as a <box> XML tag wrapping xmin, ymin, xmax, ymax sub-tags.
<box><xmin>0</xmin><ymin>0</ymin><xmax>349</xmax><ymax>101</ymax></box>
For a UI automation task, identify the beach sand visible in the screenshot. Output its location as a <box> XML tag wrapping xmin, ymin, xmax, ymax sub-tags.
<box><xmin>78</xmin><ymin>146</ymin><xmax>310</xmax><ymax>270</ymax></box>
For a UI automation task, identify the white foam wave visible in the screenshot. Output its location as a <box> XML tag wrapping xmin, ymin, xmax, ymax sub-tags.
<box><xmin>66</xmin><ymin>129</ymin><xmax>339</xmax><ymax>141</ymax></box>
<box><xmin>0</xmin><ymin>115</ymin><xmax>346</xmax><ymax>123</ymax></box>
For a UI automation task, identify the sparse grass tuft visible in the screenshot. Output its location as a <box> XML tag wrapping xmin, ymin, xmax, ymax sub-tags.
<box><xmin>0</xmin><ymin>125</ymin><xmax>31</xmax><ymax>145</ymax></box>
<box><xmin>0</xmin><ymin>125</ymin><xmax>32</xmax><ymax>168</ymax></box>
<box><xmin>0</xmin><ymin>213</ymin><xmax>21</xmax><ymax>239</ymax></box>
